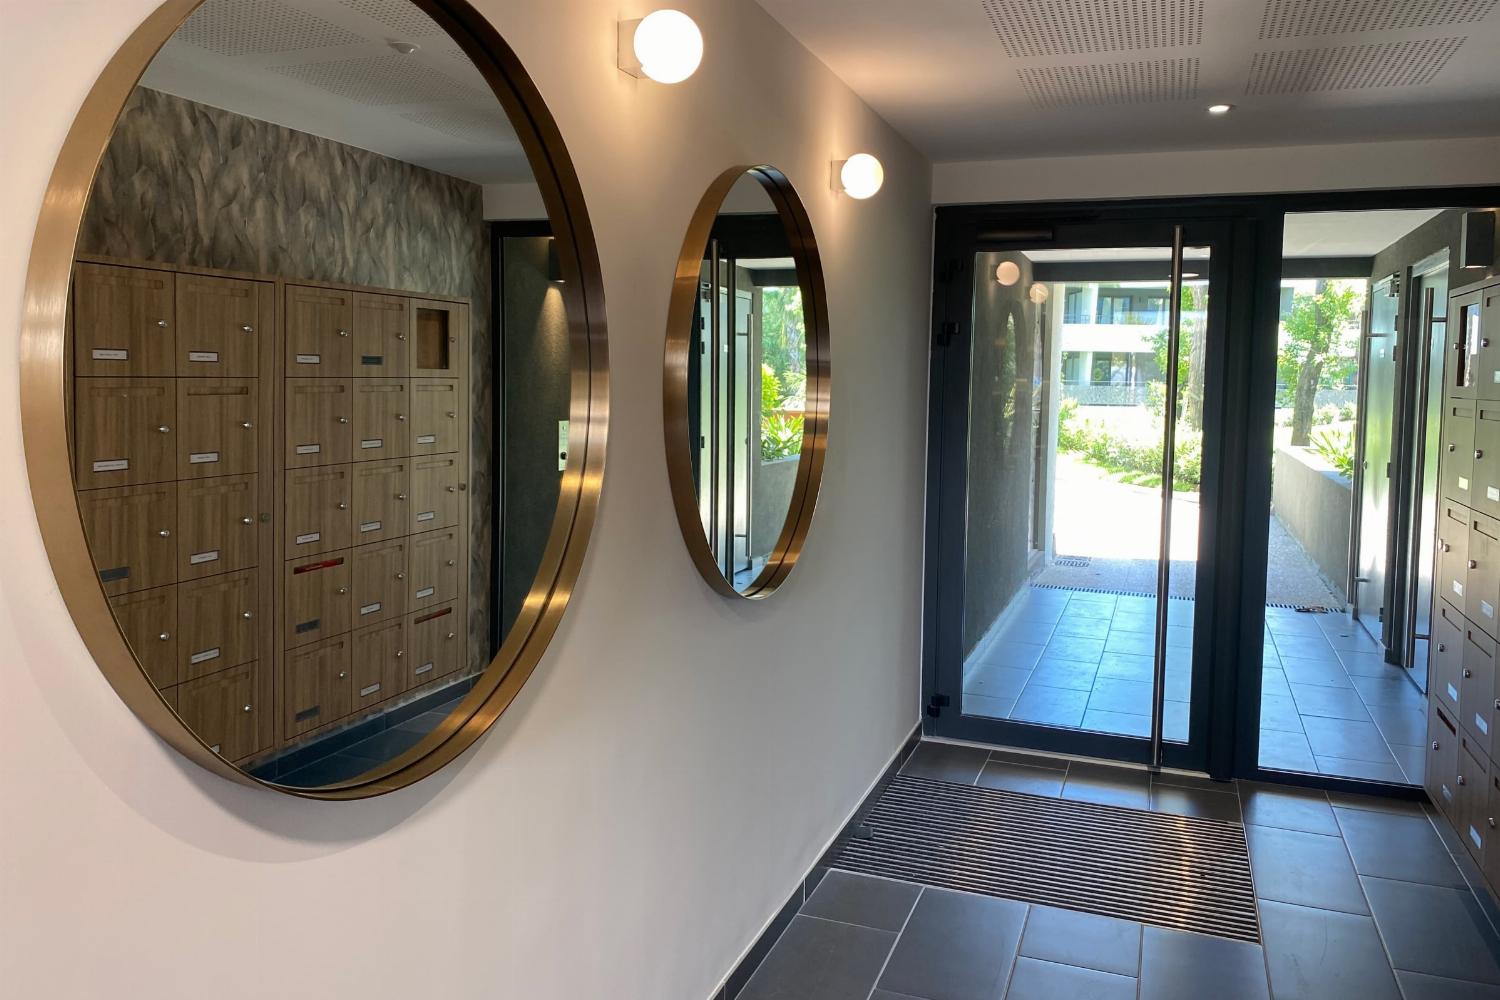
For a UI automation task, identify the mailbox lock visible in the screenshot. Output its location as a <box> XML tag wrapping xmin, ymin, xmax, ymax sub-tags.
<box><xmin>1434</xmin><ymin>740</ymin><xmax>1442</xmax><ymax>751</ymax></box>
<box><xmin>158</xmin><ymin>528</ymin><xmax>171</xmax><ymax>538</ymax></box>
<box><xmin>1439</xmin><ymin>643</ymin><xmax>1448</xmax><ymax>653</ymax></box>
<box><xmin>338</xmin><ymin>329</ymin><xmax>349</xmax><ymax>338</ymax></box>
<box><xmin>446</xmin><ymin>559</ymin><xmax>456</xmax><ymax>567</ymax></box>
<box><xmin>242</xmin><ymin>611</ymin><xmax>253</xmax><ymax>620</ymax></box>
<box><xmin>1470</xmin><ymin>560</ymin><xmax>1479</xmax><ymax>569</ymax></box>
<box><xmin>337</xmin><ymin>588</ymin><xmax>348</xmax><ymax>595</ymax></box>
<box><xmin>396</xmin><ymin>493</ymin><xmax>407</xmax><ymax>501</ymax></box>
<box><xmin>396</xmin><ymin>650</ymin><xmax>404</xmax><ymax>658</ymax></box>
<box><xmin>1450</xmin><ymin>443</ymin><xmax>1457</xmax><ymax>452</ymax></box>
<box><xmin>241</xmin><ymin>324</ymin><xmax>254</xmax><ymax>333</ymax></box>
<box><xmin>396</xmin><ymin>572</ymin><xmax>406</xmax><ymax>580</ymax></box>
<box><xmin>397</xmin><ymin>414</ymin><xmax>407</xmax><ymax>421</ymax></box>
<box><xmin>1478</xmin><ymin>450</ymin><xmax>1486</xmax><ymax>460</ymax></box>
<box><xmin>446</xmin><ymin>632</ymin><xmax>455</xmax><ymax>640</ymax></box>
<box><xmin>158</xmin><ymin>632</ymin><xmax>170</xmax><ymax>642</ymax></box>
<box><xmin>157</xmin><ymin>425</ymin><xmax>171</xmax><ymax>434</ymax></box>
<box><xmin>242</xmin><ymin>421</ymin><xmax>254</xmax><ymax>429</ymax></box>
<box><xmin>241</xmin><ymin>516</ymin><xmax>253</xmax><ymax>525</ymax></box>
<box><xmin>156</xmin><ymin>319</ymin><xmax>168</xmax><ymax>328</ymax></box>
<box><xmin>338</xmin><ymin>502</ymin><xmax>348</xmax><ymax>510</ymax></box>
<box><xmin>243</xmin><ymin>704</ymin><xmax>253</xmax><ymax>713</ymax></box>
<box><xmin>1465</xmin><ymin>668</ymin><xmax>1474</xmax><ymax>679</ymax></box>
<box><xmin>337</xmin><ymin>416</ymin><xmax>349</xmax><ymax>424</ymax></box>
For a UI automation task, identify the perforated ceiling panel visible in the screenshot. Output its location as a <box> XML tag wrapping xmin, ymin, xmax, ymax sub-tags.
<box><xmin>1247</xmin><ymin>37</ymin><xmax>1466</xmax><ymax>94</ymax></box>
<box><xmin>981</xmin><ymin>0</ymin><xmax>1204</xmax><ymax>58</ymax></box>
<box><xmin>270</xmin><ymin>53</ymin><xmax>483</xmax><ymax>105</ymax></box>
<box><xmin>1259</xmin><ymin>0</ymin><xmax>1499</xmax><ymax>39</ymax></box>
<box><xmin>175</xmin><ymin>0</ymin><xmax>363</xmax><ymax>56</ymax></box>
<box><xmin>399</xmin><ymin>107</ymin><xmax>513</xmax><ymax>144</ymax></box>
<box><xmin>1019</xmin><ymin>58</ymin><xmax>1200</xmax><ymax>108</ymax></box>
<box><xmin>338</xmin><ymin>0</ymin><xmax>444</xmax><ymax>37</ymax></box>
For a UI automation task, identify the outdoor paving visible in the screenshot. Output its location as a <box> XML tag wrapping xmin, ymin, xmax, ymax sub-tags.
<box><xmin>963</xmin><ymin>586</ymin><xmax>1427</xmax><ymax>785</ymax></box>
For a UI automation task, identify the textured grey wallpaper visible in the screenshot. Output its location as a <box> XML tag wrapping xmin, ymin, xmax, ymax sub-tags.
<box><xmin>79</xmin><ymin>86</ymin><xmax>495</xmax><ymax>668</ymax></box>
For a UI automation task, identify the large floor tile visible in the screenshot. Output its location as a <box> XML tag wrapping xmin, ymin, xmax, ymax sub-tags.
<box><xmin>1259</xmin><ymin>899</ymin><xmax>1401</xmax><ymax>1000</ymax></box>
<box><xmin>1325</xmin><ymin>624</ymin><xmax>1384</xmax><ymax>653</ymax></box>
<box><xmin>1061</xmin><ymin>762</ymin><xmax>1151</xmax><ymax>809</ymax></box>
<box><xmin>738</xmin><ymin>915</ymin><xmax>896</xmax><ymax>1000</ymax></box>
<box><xmin>801</xmin><ymin>872</ymin><xmax>921</xmax><ymax>933</ymax></box>
<box><xmin>1366</xmin><ymin>701</ymin><xmax>1428</xmax><ymax>747</ymax></box>
<box><xmin>1316</xmin><ymin>755</ymin><xmax>1408</xmax><ymax>783</ymax></box>
<box><xmin>997</xmin><ymin>619</ymin><xmax>1061</xmax><ymax>646</ymax></box>
<box><xmin>1394</xmin><ymin>742</ymin><xmax>1427</xmax><ymax>785</ymax></box>
<box><xmin>1260</xmin><ymin>693</ymin><xmax>1305</xmax><ymax>733</ymax></box>
<box><xmin>1019</xmin><ymin>905</ymin><xmax>1142</xmax><ymax>977</ymax></box>
<box><xmin>1340</xmin><ymin>649</ymin><xmax>1400</xmax><ymax>678</ymax></box>
<box><xmin>1289</xmin><ymin>682</ymin><xmax>1373</xmax><ymax>722</ymax></box>
<box><xmin>1096</xmin><ymin>651</ymin><xmax>1154</xmax><ymax>680</ymax></box>
<box><xmin>963</xmin><ymin>693</ymin><xmax>1019</xmax><ymax>719</ymax></box>
<box><xmin>977</xmin><ymin>760</ymin><xmax>1067</xmax><ymax>797</ymax></box>
<box><xmin>877</xmin><ymin>889</ymin><xmax>1026</xmax><ymax>1000</ymax></box>
<box><xmin>966</xmin><ymin>663</ymin><xmax>1034</xmax><ymax>701</ymax></box>
<box><xmin>1009</xmin><ymin>684</ymin><xmax>1090</xmax><ymax>728</ymax></box>
<box><xmin>1259</xmin><ymin>728</ymin><xmax>1317</xmax><ymax>772</ymax></box>
<box><xmin>901</xmin><ymin>743</ymin><xmax>988</xmax><ymax>784</ymax></box>
<box><xmin>1042</xmin><ymin>634</ymin><xmax>1106</xmax><ymax>663</ymax></box>
<box><xmin>1261</xmin><ymin>668</ymin><xmax>1293</xmax><ymax>699</ymax></box>
<box><xmin>1052</xmin><ymin>615</ymin><xmax>1112</xmax><ymax>639</ymax></box>
<box><xmin>1302</xmin><ymin>716</ymin><xmax>1399</xmax><ymax>764</ymax></box>
<box><xmin>1083</xmin><ymin>709</ymin><xmax>1150</xmax><ymax>738</ymax></box>
<box><xmin>1027</xmin><ymin>657</ymin><xmax>1099</xmax><ymax>691</ymax></box>
<box><xmin>1352</xmin><ymin>672</ymin><xmax>1429</xmax><ymax>708</ymax></box>
<box><xmin>1363</xmin><ymin>876</ymin><xmax>1500</xmax><ymax>985</ymax></box>
<box><xmin>1005</xmin><ymin>957</ymin><xmax>1135</xmax><ymax>1000</ymax></box>
<box><xmin>1274</xmin><ymin>633</ymin><xmax>1343</xmax><ymax>662</ymax></box>
<box><xmin>1280</xmin><ymin>654</ymin><xmax>1354</xmax><ymax>688</ymax></box>
<box><xmin>1335</xmin><ymin>807</ymin><xmax>1468</xmax><ymax>888</ymax></box>
<box><xmin>988</xmin><ymin>749</ymin><xmax>1069</xmax><ymax>770</ymax></box>
<box><xmin>1087</xmin><ymin>676</ymin><xmax>1153</xmax><ymax>715</ymax></box>
<box><xmin>1150</xmin><ymin>783</ymin><xmax>1241</xmax><ymax>822</ymax></box>
<box><xmin>1240</xmin><ymin>782</ymin><xmax>1338</xmax><ymax>836</ymax></box>
<box><xmin>1104</xmin><ymin>630</ymin><xmax>1156</xmax><ymax>656</ymax></box>
<box><xmin>972</xmin><ymin>642</ymin><xmax>1048</xmax><ymax>672</ymax></box>
<box><xmin>1396</xmin><ymin>971</ymin><xmax>1500</xmax><ymax>999</ymax></box>
<box><xmin>1139</xmin><ymin>926</ymin><xmax>1269</xmax><ymax>1000</ymax></box>
<box><xmin>1247</xmin><ymin>824</ymin><xmax>1368</xmax><ymax>914</ymax></box>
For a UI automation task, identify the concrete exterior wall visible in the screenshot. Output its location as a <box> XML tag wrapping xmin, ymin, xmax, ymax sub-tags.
<box><xmin>1273</xmin><ymin>444</ymin><xmax>1352</xmax><ymax>600</ymax></box>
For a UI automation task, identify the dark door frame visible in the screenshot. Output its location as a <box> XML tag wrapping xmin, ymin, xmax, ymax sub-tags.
<box><xmin>923</xmin><ymin>186</ymin><xmax>1500</xmax><ymax>793</ymax></box>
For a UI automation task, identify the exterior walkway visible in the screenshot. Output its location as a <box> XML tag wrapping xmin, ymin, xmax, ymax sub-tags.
<box><xmin>964</xmin><ymin>586</ymin><xmax>1425</xmax><ymax>785</ymax></box>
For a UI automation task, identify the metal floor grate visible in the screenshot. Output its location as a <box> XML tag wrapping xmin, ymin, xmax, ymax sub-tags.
<box><xmin>833</xmin><ymin>775</ymin><xmax>1261</xmax><ymax>943</ymax></box>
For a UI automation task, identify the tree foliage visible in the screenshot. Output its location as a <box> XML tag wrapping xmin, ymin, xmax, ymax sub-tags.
<box><xmin>1279</xmin><ymin>282</ymin><xmax>1361</xmax><ymax>446</ymax></box>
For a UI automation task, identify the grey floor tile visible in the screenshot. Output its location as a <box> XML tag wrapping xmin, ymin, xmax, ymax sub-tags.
<box><xmin>1326</xmin><ymin>625</ymin><xmax>1384</xmax><ymax>653</ymax></box>
<box><xmin>1052</xmin><ymin>616</ymin><xmax>1112</xmax><ymax>639</ymax></box>
<box><xmin>1108</xmin><ymin>611</ymin><xmax>1156</xmax><ymax>634</ymax></box>
<box><xmin>1303</xmin><ymin>716</ymin><xmax>1399</xmax><ymax>764</ymax></box>
<box><xmin>1274</xmin><ymin>633</ymin><xmax>1342</xmax><ymax>660</ymax></box>
<box><xmin>877</xmin><ymin>889</ymin><xmax>1026</xmax><ymax>1000</ymax></box>
<box><xmin>966</xmin><ymin>663</ymin><xmax>1033</xmax><ymax>701</ymax></box>
<box><xmin>394</xmin><ymin>709</ymin><xmax>452</xmax><ymax>734</ymax></box>
<box><xmin>999</xmin><ymin>619</ymin><xmax>1062</xmax><ymax>646</ymax></box>
<box><xmin>1259</xmin><ymin>899</ymin><xmax>1401</xmax><ymax>1000</ymax></box>
<box><xmin>1262</xmin><ymin>668</ymin><xmax>1293</xmax><ymax>699</ymax></box>
<box><xmin>1340</xmin><ymin>650</ymin><xmax>1400</xmax><ymax>678</ymax></box>
<box><xmin>1068</xmin><ymin>597</ymin><xmax>1119</xmax><ymax>619</ymax></box>
<box><xmin>1259</xmin><ymin>728</ymin><xmax>1318</xmax><ymax>772</ymax></box>
<box><xmin>1327</xmin><ymin>790</ymin><xmax>1427</xmax><ymax>816</ymax></box>
<box><xmin>1240</xmin><ymin>782</ymin><xmax>1338</xmax><ymax>836</ymax></box>
<box><xmin>901</xmin><ymin>743</ymin><xmax>989</xmax><ymax>784</ymax></box>
<box><xmin>1084</xmin><ymin>709</ymin><xmax>1150</xmax><ymax>738</ymax></box>
<box><xmin>1352</xmin><ymin>672</ymin><xmax>1428</xmax><ymax>708</ymax></box>
<box><xmin>1394</xmin><ymin>743</ymin><xmax>1427</xmax><ymax>785</ymax></box>
<box><xmin>1028</xmin><ymin>658</ymin><xmax>1099</xmax><ymax>691</ymax></box>
<box><xmin>1019</xmin><ymin>905</ymin><xmax>1142</xmax><ymax>977</ymax></box>
<box><xmin>1151</xmin><ymin>783</ymin><xmax>1242</xmax><ymax>822</ymax></box>
<box><xmin>802</xmin><ymin>872</ymin><xmax>921</xmax><ymax>933</ymax></box>
<box><xmin>1280</xmin><ymin>654</ymin><xmax>1354</xmax><ymax>688</ymax></box>
<box><xmin>1396</xmin><ymin>971</ymin><xmax>1500</xmax><ymax>999</ymax></box>
<box><xmin>988</xmin><ymin>749</ymin><xmax>1069</xmax><ymax>770</ymax></box>
<box><xmin>1139</xmin><ymin>926</ymin><xmax>1269</xmax><ymax>1000</ymax></box>
<box><xmin>1267</xmin><ymin>614</ymin><xmax>1328</xmax><ymax>637</ymax></box>
<box><xmin>1366</xmin><ymin>701</ymin><xmax>1428</xmax><ymax>747</ymax></box>
<box><xmin>964</xmin><ymin>693</ymin><xmax>1020</xmax><ymax>719</ymax></box>
<box><xmin>972</xmin><ymin>642</ymin><xmax>1048</xmax><ymax>672</ymax></box>
<box><xmin>1364</xmin><ymin>876</ymin><xmax>1500</xmax><ymax>985</ymax></box>
<box><xmin>1289</xmin><ymin>682</ymin><xmax>1374</xmax><ymax>722</ymax></box>
<box><xmin>738</xmin><ymin>915</ymin><xmax>896</xmax><ymax>1000</ymax></box>
<box><xmin>1088</xmin><ymin>677</ymin><xmax>1153</xmax><ymax>715</ymax></box>
<box><xmin>1062</xmin><ymin>762</ymin><xmax>1151</xmax><ymax>809</ymax></box>
<box><xmin>1247</xmin><ymin>824</ymin><xmax>1369</xmax><ymax>914</ymax></box>
<box><xmin>977</xmin><ymin>760</ymin><xmax>1067</xmax><ymax>797</ymax></box>
<box><xmin>1163</xmin><ymin>700</ymin><xmax>1189</xmax><ymax>742</ymax></box>
<box><xmin>1260</xmin><ymin>693</ymin><xmax>1305</xmax><ymax>733</ymax></box>
<box><xmin>345</xmin><ymin>725</ymin><xmax>428</xmax><ymax>761</ymax></box>
<box><xmin>1010</xmin><ymin>684</ymin><xmax>1089</xmax><ymax>728</ymax></box>
<box><xmin>870</xmin><ymin>992</ymin><xmax>925</xmax><ymax>1000</ymax></box>
<box><xmin>1336</xmin><ymin>807</ymin><xmax>1467</xmax><ymax>887</ymax></box>
<box><xmin>1042</xmin><ymin>634</ymin><xmax>1106</xmax><ymax>663</ymax></box>
<box><xmin>1097</xmin><ymin>651</ymin><xmax>1154</xmax><ymax>680</ymax></box>
<box><xmin>1316</xmin><ymin>755</ymin><xmax>1409</xmax><ymax>783</ymax></box>
<box><xmin>1005</xmin><ymin>957</ymin><xmax>1135</xmax><ymax>1000</ymax></box>
<box><xmin>1104</xmin><ymin>630</ymin><xmax>1156</xmax><ymax>656</ymax></box>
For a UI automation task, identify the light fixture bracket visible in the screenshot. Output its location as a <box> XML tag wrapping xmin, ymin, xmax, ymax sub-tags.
<box><xmin>618</xmin><ymin>18</ymin><xmax>645</xmax><ymax>78</ymax></box>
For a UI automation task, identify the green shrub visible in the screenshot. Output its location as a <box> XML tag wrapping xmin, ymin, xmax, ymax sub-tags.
<box><xmin>1058</xmin><ymin>403</ymin><xmax>1201</xmax><ymax>491</ymax></box>
<box><xmin>761</xmin><ymin>413</ymin><xmax>803</xmax><ymax>461</ymax></box>
<box><xmin>1310</xmin><ymin>427</ymin><xmax>1355</xmax><ymax>479</ymax></box>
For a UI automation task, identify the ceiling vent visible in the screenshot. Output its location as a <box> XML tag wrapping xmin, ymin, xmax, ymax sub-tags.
<box><xmin>175</xmin><ymin>0</ymin><xmax>363</xmax><ymax>56</ymax></box>
<box><xmin>981</xmin><ymin>0</ymin><xmax>1204</xmax><ymax>58</ymax></box>
<box><xmin>338</xmin><ymin>0</ymin><xmax>444</xmax><ymax>37</ymax></box>
<box><xmin>1259</xmin><ymin>0</ymin><xmax>1498</xmax><ymax>39</ymax></box>
<box><xmin>270</xmin><ymin>53</ymin><xmax>483</xmax><ymax>105</ymax></box>
<box><xmin>1019</xmin><ymin>58</ymin><xmax>1200</xmax><ymax>108</ymax></box>
<box><xmin>1247</xmin><ymin>37</ymin><xmax>1465</xmax><ymax>94</ymax></box>
<box><xmin>400</xmin><ymin>107</ymin><xmax>514</xmax><ymax>145</ymax></box>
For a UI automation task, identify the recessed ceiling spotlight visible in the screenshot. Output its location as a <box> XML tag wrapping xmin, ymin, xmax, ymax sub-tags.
<box><xmin>389</xmin><ymin>41</ymin><xmax>419</xmax><ymax>55</ymax></box>
<box><xmin>1207</xmin><ymin>103</ymin><xmax>1234</xmax><ymax>115</ymax></box>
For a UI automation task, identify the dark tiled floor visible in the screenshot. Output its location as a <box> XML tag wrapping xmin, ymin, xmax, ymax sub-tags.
<box><xmin>963</xmin><ymin>587</ymin><xmax>1426</xmax><ymax>785</ymax></box>
<box><xmin>724</xmin><ymin>743</ymin><xmax>1500</xmax><ymax>1000</ymax></box>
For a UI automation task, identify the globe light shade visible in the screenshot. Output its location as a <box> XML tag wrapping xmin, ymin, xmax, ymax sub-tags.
<box><xmin>1028</xmin><ymin>282</ymin><xmax>1049</xmax><ymax>304</ymax></box>
<box><xmin>836</xmin><ymin>153</ymin><xmax>885</xmax><ymax>200</ymax></box>
<box><xmin>995</xmin><ymin>261</ymin><xmax>1021</xmax><ymax>286</ymax></box>
<box><xmin>628</xmin><ymin>10</ymin><xmax>703</xmax><ymax>84</ymax></box>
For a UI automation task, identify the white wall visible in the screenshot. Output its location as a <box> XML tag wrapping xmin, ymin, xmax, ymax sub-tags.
<box><xmin>935</xmin><ymin>135</ymin><xmax>1500</xmax><ymax>204</ymax></box>
<box><xmin>0</xmin><ymin>2</ymin><xmax>932</xmax><ymax>998</ymax></box>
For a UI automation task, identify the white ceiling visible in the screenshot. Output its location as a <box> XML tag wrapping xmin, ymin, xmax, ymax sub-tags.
<box><xmin>1282</xmin><ymin>208</ymin><xmax>1444</xmax><ymax>255</ymax></box>
<box><xmin>756</xmin><ymin>0</ymin><xmax>1500</xmax><ymax>163</ymax></box>
<box><xmin>141</xmin><ymin>0</ymin><xmax>530</xmax><ymax>184</ymax></box>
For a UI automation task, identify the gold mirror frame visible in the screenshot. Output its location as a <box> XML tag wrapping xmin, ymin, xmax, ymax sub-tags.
<box><xmin>663</xmin><ymin>166</ymin><xmax>830</xmax><ymax>599</ymax></box>
<box><xmin>19</xmin><ymin>0</ymin><xmax>609</xmax><ymax>798</ymax></box>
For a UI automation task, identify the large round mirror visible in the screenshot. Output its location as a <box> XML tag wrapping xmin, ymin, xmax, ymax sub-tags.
<box><xmin>21</xmin><ymin>0</ymin><xmax>606</xmax><ymax>796</ymax></box>
<box><xmin>664</xmin><ymin>167</ymin><xmax>829</xmax><ymax>597</ymax></box>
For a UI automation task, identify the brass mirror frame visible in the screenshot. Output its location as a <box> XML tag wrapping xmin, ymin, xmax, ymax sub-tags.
<box><xmin>663</xmin><ymin>166</ymin><xmax>830</xmax><ymax>599</ymax></box>
<box><xmin>19</xmin><ymin>0</ymin><xmax>609</xmax><ymax>798</ymax></box>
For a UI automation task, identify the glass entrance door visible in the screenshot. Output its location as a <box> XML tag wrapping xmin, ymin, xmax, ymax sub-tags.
<box><xmin>928</xmin><ymin>220</ymin><xmax>1230</xmax><ymax>769</ymax></box>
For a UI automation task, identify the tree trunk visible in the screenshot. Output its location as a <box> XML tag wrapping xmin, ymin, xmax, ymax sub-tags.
<box><xmin>1290</xmin><ymin>352</ymin><xmax>1323</xmax><ymax>446</ymax></box>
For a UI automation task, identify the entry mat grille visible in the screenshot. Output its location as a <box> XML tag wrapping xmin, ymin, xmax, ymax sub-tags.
<box><xmin>833</xmin><ymin>774</ymin><xmax>1261</xmax><ymax>943</ymax></box>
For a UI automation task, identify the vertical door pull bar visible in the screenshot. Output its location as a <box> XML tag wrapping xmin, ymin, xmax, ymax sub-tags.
<box><xmin>1150</xmin><ymin>226</ymin><xmax>1186</xmax><ymax>769</ymax></box>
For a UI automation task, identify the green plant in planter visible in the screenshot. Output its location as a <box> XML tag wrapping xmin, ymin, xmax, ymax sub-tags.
<box><xmin>761</xmin><ymin>413</ymin><xmax>803</xmax><ymax>461</ymax></box>
<box><xmin>1310</xmin><ymin>427</ymin><xmax>1355</xmax><ymax>479</ymax></box>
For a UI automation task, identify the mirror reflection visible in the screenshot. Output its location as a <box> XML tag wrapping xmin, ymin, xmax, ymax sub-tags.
<box><xmin>68</xmin><ymin>0</ymin><xmax>573</xmax><ymax>788</ymax></box>
<box><xmin>687</xmin><ymin>171</ymin><xmax>811</xmax><ymax>592</ymax></box>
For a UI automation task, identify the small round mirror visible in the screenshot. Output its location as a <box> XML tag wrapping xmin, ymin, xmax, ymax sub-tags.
<box><xmin>664</xmin><ymin>167</ymin><xmax>829</xmax><ymax>597</ymax></box>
